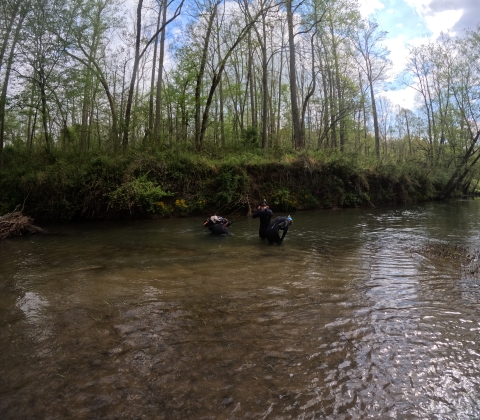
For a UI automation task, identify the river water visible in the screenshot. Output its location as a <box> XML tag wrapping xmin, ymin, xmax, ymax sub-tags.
<box><xmin>1</xmin><ymin>200</ymin><xmax>480</xmax><ymax>419</ymax></box>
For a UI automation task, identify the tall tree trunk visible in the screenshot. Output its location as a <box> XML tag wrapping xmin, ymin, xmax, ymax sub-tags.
<box><xmin>154</xmin><ymin>0</ymin><xmax>167</xmax><ymax>143</ymax></box>
<box><xmin>328</xmin><ymin>68</ymin><xmax>337</xmax><ymax>148</ymax></box>
<box><xmin>197</xmin><ymin>12</ymin><xmax>261</xmax><ymax>146</ymax></box>
<box><xmin>286</xmin><ymin>0</ymin><xmax>303</xmax><ymax>149</ymax></box>
<box><xmin>194</xmin><ymin>1</ymin><xmax>219</xmax><ymax>148</ymax></box>
<box><xmin>404</xmin><ymin>109</ymin><xmax>412</xmax><ymax>157</ymax></box>
<box><xmin>441</xmin><ymin>133</ymin><xmax>480</xmax><ymax>198</ymax></box>
<box><xmin>358</xmin><ymin>71</ymin><xmax>368</xmax><ymax>155</ymax></box>
<box><xmin>300</xmin><ymin>33</ymin><xmax>316</xmax><ymax>144</ymax></box>
<box><xmin>132</xmin><ymin>58</ymin><xmax>143</xmax><ymax>147</ymax></box>
<box><xmin>80</xmin><ymin>4</ymin><xmax>102</xmax><ymax>152</ymax></box>
<box><xmin>368</xmin><ymin>72</ymin><xmax>380</xmax><ymax>158</ymax></box>
<box><xmin>38</xmin><ymin>69</ymin><xmax>51</xmax><ymax>151</ymax></box>
<box><xmin>122</xmin><ymin>0</ymin><xmax>143</xmax><ymax>149</ymax></box>
<box><xmin>245</xmin><ymin>1</ymin><xmax>269</xmax><ymax>149</ymax></box>
<box><xmin>276</xmin><ymin>38</ymin><xmax>284</xmax><ymax>147</ymax></box>
<box><xmin>26</xmin><ymin>73</ymin><xmax>37</xmax><ymax>149</ymax></box>
<box><xmin>148</xmin><ymin>4</ymin><xmax>162</xmax><ymax>144</ymax></box>
<box><xmin>318</xmin><ymin>52</ymin><xmax>329</xmax><ymax>148</ymax></box>
<box><xmin>216</xmin><ymin>14</ymin><xmax>225</xmax><ymax>146</ymax></box>
<box><xmin>246</xmin><ymin>31</ymin><xmax>257</xmax><ymax>132</ymax></box>
<box><xmin>0</xmin><ymin>5</ymin><xmax>27</xmax><ymax>166</ymax></box>
<box><xmin>261</xmin><ymin>14</ymin><xmax>268</xmax><ymax>148</ymax></box>
<box><xmin>80</xmin><ymin>78</ymin><xmax>90</xmax><ymax>150</ymax></box>
<box><xmin>329</xmin><ymin>21</ymin><xmax>345</xmax><ymax>151</ymax></box>
<box><xmin>0</xmin><ymin>0</ymin><xmax>21</xmax><ymax>71</ymax></box>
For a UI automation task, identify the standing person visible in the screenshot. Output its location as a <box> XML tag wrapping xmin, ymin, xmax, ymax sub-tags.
<box><xmin>252</xmin><ymin>201</ymin><xmax>273</xmax><ymax>239</ymax></box>
<box><xmin>265</xmin><ymin>215</ymin><xmax>292</xmax><ymax>245</ymax></box>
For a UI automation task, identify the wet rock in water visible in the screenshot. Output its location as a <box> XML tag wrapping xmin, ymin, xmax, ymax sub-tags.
<box><xmin>221</xmin><ymin>397</ymin><xmax>234</xmax><ymax>407</ymax></box>
<box><xmin>416</xmin><ymin>240</ymin><xmax>480</xmax><ymax>278</ymax></box>
<box><xmin>418</xmin><ymin>242</ymin><xmax>468</xmax><ymax>260</ymax></box>
<box><xmin>463</xmin><ymin>253</ymin><xmax>480</xmax><ymax>277</ymax></box>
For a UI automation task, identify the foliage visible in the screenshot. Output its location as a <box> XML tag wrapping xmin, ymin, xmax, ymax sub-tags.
<box><xmin>0</xmin><ymin>147</ymin><xmax>443</xmax><ymax>221</ymax></box>
<box><xmin>108</xmin><ymin>175</ymin><xmax>172</xmax><ymax>216</ymax></box>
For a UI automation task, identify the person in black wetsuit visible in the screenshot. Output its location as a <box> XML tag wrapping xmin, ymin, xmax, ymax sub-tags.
<box><xmin>208</xmin><ymin>223</ymin><xmax>229</xmax><ymax>235</ymax></box>
<box><xmin>265</xmin><ymin>215</ymin><xmax>292</xmax><ymax>244</ymax></box>
<box><xmin>203</xmin><ymin>215</ymin><xmax>232</xmax><ymax>235</ymax></box>
<box><xmin>252</xmin><ymin>202</ymin><xmax>273</xmax><ymax>239</ymax></box>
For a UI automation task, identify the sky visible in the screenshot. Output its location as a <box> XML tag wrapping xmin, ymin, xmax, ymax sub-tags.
<box><xmin>359</xmin><ymin>0</ymin><xmax>480</xmax><ymax>109</ymax></box>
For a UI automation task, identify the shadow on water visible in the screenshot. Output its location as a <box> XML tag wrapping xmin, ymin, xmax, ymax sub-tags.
<box><xmin>1</xmin><ymin>201</ymin><xmax>480</xmax><ymax>419</ymax></box>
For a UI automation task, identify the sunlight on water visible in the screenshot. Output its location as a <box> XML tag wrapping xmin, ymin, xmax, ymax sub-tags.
<box><xmin>1</xmin><ymin>200</ymin><xmax>480</xmax><ymax>419</ymax></box>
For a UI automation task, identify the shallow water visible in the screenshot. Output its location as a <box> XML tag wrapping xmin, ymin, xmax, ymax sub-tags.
<box><xmin>1</xmin><ymin>201</ymin><xmax>480</xmax><ymax>419</ymax></box>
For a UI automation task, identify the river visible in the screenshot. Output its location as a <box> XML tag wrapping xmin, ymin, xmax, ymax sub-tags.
<box><xmin>1</xmin><ymin>200</ymin><xmax>480</xmax><ymax>419</ymax></box>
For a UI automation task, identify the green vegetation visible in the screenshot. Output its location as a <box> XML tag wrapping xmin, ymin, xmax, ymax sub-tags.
<box><xmin>0</xmin><ymin>146</ymin><xmax>443</xmax><ymax>221</ymax></box>
<box><xmin>2</xmin><ymin>1</ymin><xmax>480</xmax><ymax>222</ymax></box>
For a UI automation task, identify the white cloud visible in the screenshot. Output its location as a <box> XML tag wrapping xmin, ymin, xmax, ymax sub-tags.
<box><xmin>403</xmin><ymin>0</ymin><xmax>431</xmax><ymax>15</ymax></box>
<box><xmin>423</xmin><ymin>9</ymin><xmax>463</xmax><ymax>37</ymax></box>
<box><xmin>379</xmin><ymin>87</ymin><xmax>418</xmax><ymax>110</ymax></box>
<box><xmin>382</xmin><ymin>34</ymin><xmax>409</xmax><ymax>79</ymax></box>
<box><xmin>403</xmin><ymin>0</ymin><xmax>468</xmax><ymax>36</ymax></box>
<box><xmin>358</xmin><ymin>0</ymin><xmax>385</xmax><ymax>18</ymax></box>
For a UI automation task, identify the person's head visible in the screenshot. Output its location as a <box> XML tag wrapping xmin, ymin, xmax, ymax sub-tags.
<box><xmin>287</xmin><ymin>215</ymin><xmax>293</xmax><ymax>225</ymax></box>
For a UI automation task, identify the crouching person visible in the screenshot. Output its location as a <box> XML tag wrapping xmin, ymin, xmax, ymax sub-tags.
<box><xmin>265</xmin><ymin>215</ymin><xmax>292</xmax><ymax>244</ymax></box>
<box><xmin>204</xmin><ymin>215</ymin><xmax>232</xmax><ymax>235</ymax></box>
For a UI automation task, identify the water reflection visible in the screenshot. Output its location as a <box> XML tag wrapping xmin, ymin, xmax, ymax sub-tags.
<box><xmin>17</xmin><ymin>291</ymin><xmax>47</xmax><ymax>320</ymax></box>
<box><xmin>1</xmin><ymin>201</ymin><xmax>480</xmax><ymax>418</ymax></box>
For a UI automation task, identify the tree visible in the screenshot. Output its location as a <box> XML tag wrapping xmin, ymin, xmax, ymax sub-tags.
<box><xmin>352</xmin><ymin>19</ymin><xmax>390</xmax><ymax>158</ymax></box>
<box><xmin>122</xmin><ymin>0</ymin><xmax>184</xmax><ymax>149</ymax></box>
<box><xmin>58</xmin><ymin>0</ymin><xmax>123</xmax><ymax>151</ymax></box>
<box><xmin>16</xmin><ymin>0</ymin><xmax>71</xmax><ymax>152</ymax></box>
<box><xmin>285</xmin><ymin>0</ymin><xmax>303</xmax><ymax>149</ymax></box>
<box><xmin>193</xmin><ymin>0</ymin><xmax>273</xmax><ymax>148</ymax></box>
<box><xmin>439</xmin><ymin>31</ymin><xmax>480</xmax><ymax>197</ymax></box>
<box><xmin>0</xmin><ymin>0</ymin><xmax>29</xmax><ymax>166</ymax></box>
<box><xmin>153</xmin><ymin>0</ymin><xmax>168</xmax><ymax>143</ymax></box>
<box><xmin>193</xmin><ymin>0</ymin><xmax>221</xmax><ymax>148</ymax></box>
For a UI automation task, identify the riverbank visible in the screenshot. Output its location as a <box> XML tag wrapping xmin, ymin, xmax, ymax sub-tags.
<box><xmin>0</xmin><ymin>147</ymin><xmax>440</xmax><ymax>222</ymax></box>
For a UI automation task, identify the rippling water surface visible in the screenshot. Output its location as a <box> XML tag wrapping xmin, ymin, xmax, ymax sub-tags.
<box><xmin>1</xmin><ymin>200</ymin><xmax>480</xmax><ymax>419</ymax></box>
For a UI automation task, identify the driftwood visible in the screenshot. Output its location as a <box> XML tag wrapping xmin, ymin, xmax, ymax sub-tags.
<box><xmin>0</xmin><ymin>211</ymin><xmax>48</xmax><ymax>240</ymax></box>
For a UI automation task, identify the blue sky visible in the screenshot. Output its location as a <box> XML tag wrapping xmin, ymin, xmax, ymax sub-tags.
<box><xmin>359</xmin><ymin>0</ymin><xmax>480</xmax><ymax>109</ymax></box>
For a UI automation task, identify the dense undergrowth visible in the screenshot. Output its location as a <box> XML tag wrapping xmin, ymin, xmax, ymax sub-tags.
<box><xmin>0</xmin><ymin>145</ymin><xmax>442</xmax><ymax>221</ymax></box>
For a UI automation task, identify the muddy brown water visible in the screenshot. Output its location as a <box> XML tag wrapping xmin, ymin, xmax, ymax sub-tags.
<box><xmin>1</xmin><ymin>201</ymin><xmax>480</xmax><ymax>419</ymax></box>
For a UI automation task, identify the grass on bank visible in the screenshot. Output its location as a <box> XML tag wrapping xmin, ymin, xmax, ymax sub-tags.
<box><xmin>0</xmin><ymin>145</ymin><xmax>444</xmax><ymax>221</ymax></box>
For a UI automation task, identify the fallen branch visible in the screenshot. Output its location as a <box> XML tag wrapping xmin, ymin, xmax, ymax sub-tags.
<box><xmin>0</xmin><ymin>211</ymin><xmax>48</xmax><ymax>240</ymax></box>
